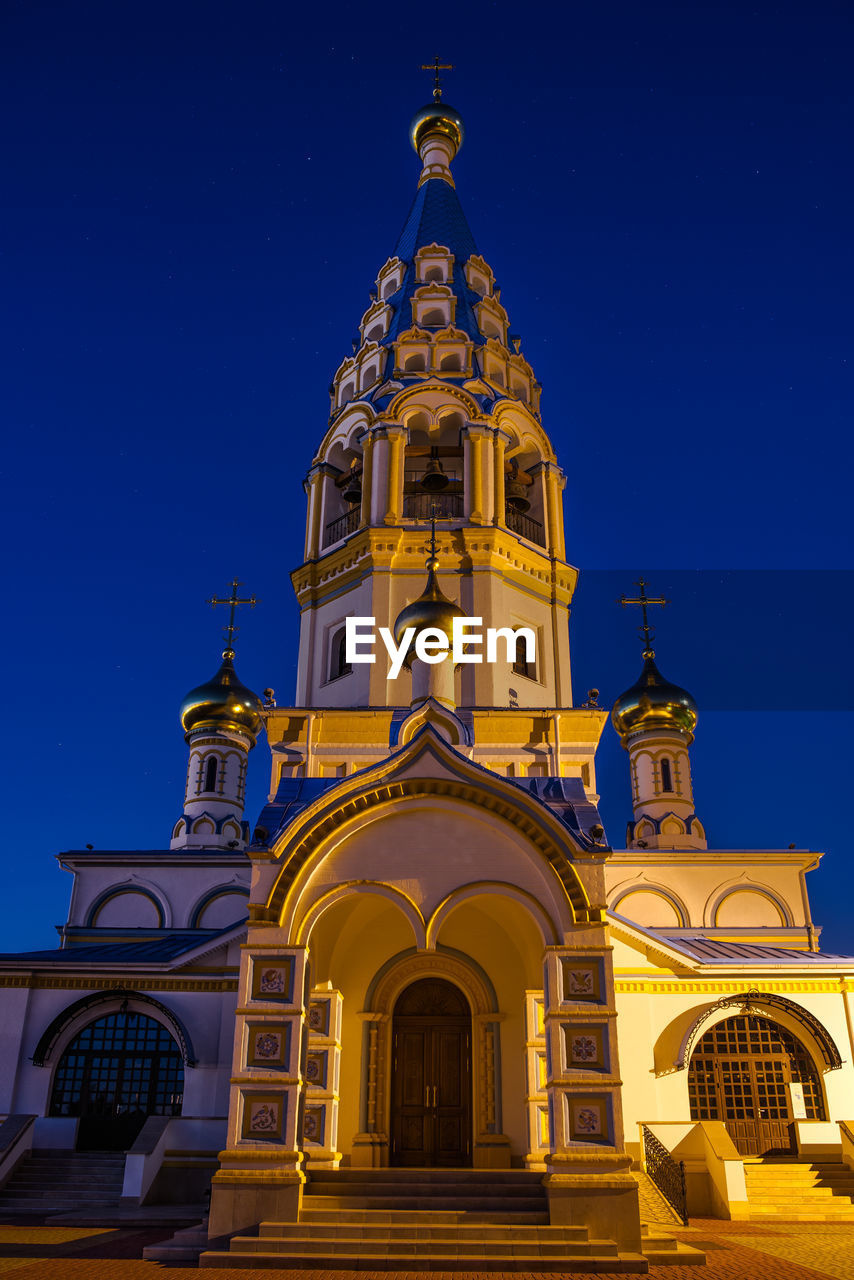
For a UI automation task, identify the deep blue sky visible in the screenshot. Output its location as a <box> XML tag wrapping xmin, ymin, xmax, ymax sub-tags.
<box><xmin>2</xmin><ymin>1</ymin><xmax>852</xmax><ymax>951</ymax></box>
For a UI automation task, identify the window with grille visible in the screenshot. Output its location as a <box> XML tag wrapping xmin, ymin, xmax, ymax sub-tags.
<box><xmin>50</xmin><ymin>1012</ymin><xmax>184</xmax><ymax>1119</ymax></box>
<box><xmin>688</xmin><ymin>1015</ymin><xmax>825</xmax><ymax>1122</ymax></box>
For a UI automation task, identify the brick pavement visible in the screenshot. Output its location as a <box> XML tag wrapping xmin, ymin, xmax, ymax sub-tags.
<box><xmin>0</xmin><ymin>1219</ymin><xmax>854</xmax><ymax>1279</ymax></box>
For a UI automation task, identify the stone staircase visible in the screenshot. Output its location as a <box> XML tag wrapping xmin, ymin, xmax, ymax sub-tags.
<box><xmin>199</xmin><ymin>1168</ymin><xmax>652</xmax><ymax>1270</ymax></box>
<box><xmin>745</xmin><ymin>1158</ymin><xmax>854</xmax><ymax>1220</ymax></box>
<box><xmin>0</xmin><ymin>1149</ymin><xmax>125</xmax><ymax>1216</ymax></box>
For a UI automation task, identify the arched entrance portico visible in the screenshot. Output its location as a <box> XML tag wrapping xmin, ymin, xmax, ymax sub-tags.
<box><xmin>688</xmin><ymin>1013</ymin><xmax>826</xmax><ymax>1156</ymax></box>
<box><xmin>390</xmin><ymin>978</ymin><xmax>472</xmax><ymax>1167</ymax></box>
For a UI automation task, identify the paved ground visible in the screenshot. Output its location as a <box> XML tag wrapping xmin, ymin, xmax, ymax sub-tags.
<box><xmin>2</xmin><ymin>1220</ymin><xmax>854</xmax><ymax>1278</ymax></box>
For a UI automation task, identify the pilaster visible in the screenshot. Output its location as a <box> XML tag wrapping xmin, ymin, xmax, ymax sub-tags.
<box><xmin>303</xmin><ymin>983</ymin><xmax>343</xmax><ymax>1169</ymax></box>
<box><xmin>208</xmin><ymin>934</ymin><xmax>308</xmax><ymax>1239</ymax></box>
<box><xmin>541</xmin><ymin>930</ymin><xmax>641</xmax><ymax>1250</ymax></box>
<box><xmin>463</xmin><ymin>424</ymin><xmax>492</xmax><ymax>524</ymax></box>
<box><xmin>492</xmin><ymin>428</ymin><xmax>509</xmax><ymax>527</ymax></box>
<box><xmin>383</xmin><ymin>425</ymin><xmax>407</xmax><ymax>525</ymax></box>
<box><xmin>359</xmin><ymin>432</ymin><xmax>374</xmax><ymax>529</ymax></box>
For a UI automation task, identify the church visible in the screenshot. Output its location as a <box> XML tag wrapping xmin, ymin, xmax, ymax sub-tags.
<box><xmin>0</xmin><ymin>83</ymin><xmax>852</xmax><ymax>1271</ymax></box>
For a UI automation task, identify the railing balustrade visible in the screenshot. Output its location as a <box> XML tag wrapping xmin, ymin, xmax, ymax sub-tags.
<box><xmin>505</xmin><ymin>506</ymin><xmax>546</xmax><ymax>547</ymax></box>
<box><xmin>324</xmin><ymin>507</ymin><xmax>360</xmax><ymax>547</ymax></box>
<box><xmin>402</xmin><ymin>492</ymin><xmax>465</xmax><ymax>520</ymax></box>
<box><xmin>641</xmin><ymin>1124</ymin><xmax>689</xmax><ymax>1225</ymax></box>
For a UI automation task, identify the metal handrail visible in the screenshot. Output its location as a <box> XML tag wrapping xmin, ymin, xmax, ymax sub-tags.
<box><xmin>324</xmin><ymin>507</ymin><xmax>360</xmax><ymax>547</ymax></box>
<box><xmin>403</xmin><ymin>492</ymin><xmax>464</xmax><ymax>520</ymax></box>
<box><xmin>642</xmin><ymin>1124</ymin><xmax>688</xmax><ymax>1225</ymax></box>
<box><xmin>505</xmin><ymin>506</ymin><xmax>546</xmax><ymax>547</ymax></box>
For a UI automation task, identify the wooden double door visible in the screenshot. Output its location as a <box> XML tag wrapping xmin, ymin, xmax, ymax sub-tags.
<box><xmin>688</xmin><ymin>1014</ymin><xmax>825</xmax><ymax>1157</ymax></box>
<box><xmin>390</xmin><ymin>979</ymin><xmax>472</xmax><ymax>1167</ymax></box>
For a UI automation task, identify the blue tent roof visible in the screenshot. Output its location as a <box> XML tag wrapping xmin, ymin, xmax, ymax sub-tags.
<box><xmin>394</xmin><ymin>178</ymin><xmax>478</xmax><ymax>264</ymax></box>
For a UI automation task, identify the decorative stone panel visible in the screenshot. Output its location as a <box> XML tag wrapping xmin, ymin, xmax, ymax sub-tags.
<box><xmin>303</xmin><ymin>982</ymin><xmax>342</xmax><ymax>1169</ymax></box>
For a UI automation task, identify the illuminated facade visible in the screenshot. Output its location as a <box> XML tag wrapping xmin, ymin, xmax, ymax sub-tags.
<box><xmin>0</xmin><ymin>92</ymin><xmax>852</xmax><ymax>1259</ymax></box>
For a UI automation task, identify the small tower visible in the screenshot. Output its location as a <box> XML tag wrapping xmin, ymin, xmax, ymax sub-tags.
<box><xmin>611</xmin><ymin>581</ymin><xmax>707</xmax><ymax>850</ymax></box>
<box><xmin>171</xmin><ymin>583</ymin><xmax>264</xmax><ymax>851</ymax></box>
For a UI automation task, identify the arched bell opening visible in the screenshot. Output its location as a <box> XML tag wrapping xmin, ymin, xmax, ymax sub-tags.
<box><xmin>687</xmin><ymin>1012</ymin><xmax>827</xmax><ymax>1157</ymax></box>
<box><xmin>390</xmin><ymin>977</ymin><xmax>473</xmax><ymax>1167</ymax></box>
<box><xmin>322</xmin><ymin>438</ymin><xmax>365</xmax><ymax>547</ymax></box>
<box><xmin>403</xmin><ymin>414</ymin><xmax>464</xmax><ymax>521</ymax></box>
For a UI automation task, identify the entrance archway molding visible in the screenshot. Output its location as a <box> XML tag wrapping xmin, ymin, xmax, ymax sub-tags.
<box><xmin>676</xmin><ymin>990</ymin><xmax>843</xmax><ymax>1072</ymax></box>
<box><xmin>32</xmin><ymin>988</ymin><xmax>197</xmax><ymax>1068</ymax></box>
<box><xmin>353</xmin><ymin>949</ymin><xmax>511</xmax><ymax>1168</ymax></box>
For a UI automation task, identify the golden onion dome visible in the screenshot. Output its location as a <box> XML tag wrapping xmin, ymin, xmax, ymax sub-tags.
<box><xmin>393</xmin><ymin>555</ymin><xmax>466</xmax><ymax>671</ymax></box>
<box><xmin>611</xmin><ymin>653</ymin><xmax>698</xmax><ymax>745</ymax></box>
<box><xmin>409</xmin><ymin>102</ymin><xmax>465</xmax><ymax>157</ymax></box>
<box><xmin>180</xmin><ymin>649</ymin><xmax>264</xmax><ymax>744</ymax></box>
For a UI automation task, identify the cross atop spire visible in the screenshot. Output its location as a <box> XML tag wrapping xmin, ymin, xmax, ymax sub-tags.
<box><xmin>207</xmin><ymin>578</ymin><xmax>258</xmax><ymax>656</ymax></box>
<box><xmin>421</xmin><ymin>56</ymin><xmax>454</xmax><ymax>102</ymax></box>
<box><xmin>618</xmin><ymin>578</ymin><xmax>668</xmax><ymax>658</ymax></box>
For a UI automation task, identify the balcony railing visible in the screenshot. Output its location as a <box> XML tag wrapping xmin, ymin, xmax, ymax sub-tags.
<box><xmin>642</xmin><ymin>1125</ymin><xmax>688</xmax><ymax>1225</ymax></box>
<box><xmin>505</xmin><ymin>506</ymin><xmax>546</xmax><ymax>547</ymax></box>
<box><xmin>324</xmin><ymin>507</ymin><xmax>360</xmax><ymax>547</ymax></box>
<box><xmin>403</xmin><ymin>492</ymin><xmax>465</xmax><ymax>520</ymax></box>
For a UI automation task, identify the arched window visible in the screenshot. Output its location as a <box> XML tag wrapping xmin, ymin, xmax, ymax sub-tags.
<box><xmin>329</xmin><ymin>626</ymin><xmax>352</xmax><ymax>682</ymax></box>
<box><xmin>660</xmin><ymin>757</ymin><xmax>673</xmax><ymax>792</ymax></box>
<box><xmin>423</xmin><ymin>308</ymin><xmax>445</xmax><ymax>326</ymax></box>
<box><xmin>50</xmin><ymin>1011</ymin><xmax>184</xmax><ymax>1150</ymax></box>
<box><xmin>204</xmin><ymin>756</ymin><xmax>218</xmax><ymax>793</ymax></box>
<box><xmin>403</xmin><ymin>353</ymin><xmax>426</xmax><ymax>373</ymax></box>
<box><xmin>439</xmin><ymin>352</ymin><xmax>462</xmax><ymax>372</ymax></box>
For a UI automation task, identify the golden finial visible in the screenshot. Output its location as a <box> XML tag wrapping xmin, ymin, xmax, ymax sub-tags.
<box><xmin>207</xmin><ymin>578</ymin><xmax>258</xmax><ymax>656</ymax></box>
<box><xmin>617</xmin><ymin>578</ymin><xmax>668</xmax><ymax>658</ymax></box>
<box><xmin>421</xmin><ymin>56</ymin><xmax>454</xmax><ymax>102</ymax></box>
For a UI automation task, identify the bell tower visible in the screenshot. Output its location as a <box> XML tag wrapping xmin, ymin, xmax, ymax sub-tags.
<box><xmin>292</xmin><ymin>97</ymin><xmax>576</xmax><ymax>714</ymax></box>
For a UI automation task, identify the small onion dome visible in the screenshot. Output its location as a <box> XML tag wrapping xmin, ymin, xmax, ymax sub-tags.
<box><xmin>611</xmin><ymin>653</ymin><xmax>698</xmax><ymax>745</ymax></box>
<box><xmin>409</xmin><ymin>102</ymin><xmax>465</xmax><ymax>158</ymax></box>
<box><xmin>180</xmin><ymin>649</ymin><xmax>264</xmax><ymax>744</ymax></box>
<box><xmin>393</xmin><ymin>555</ymin><xmax>466</xmax><ymax>671</ymax></box>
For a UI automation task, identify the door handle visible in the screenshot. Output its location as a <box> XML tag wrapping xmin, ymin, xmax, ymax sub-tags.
<box><xmin>433</xmin><ymin>1084</ymin><xmax>437</xmax><ymax>1107</ymax></box>
<box><xmin>425</xmin><ymin>1084</ymin><xmax>430</xmax><ymax>1108</ymax></box>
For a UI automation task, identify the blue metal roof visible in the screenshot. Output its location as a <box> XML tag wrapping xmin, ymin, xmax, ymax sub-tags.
<box><xmin>674</xmin><ymin>937</ymin><xmax>851</xmax><ymax>964</ymax></box>
<box><xmin>0</xmin><ymin>927</ymin><xmax>238</xmax><ymax>965</ymax></box>
<box><xmin>394</xmin><ymin>178</ymin><xmax>478</xmax><ymax>264</ymax></box>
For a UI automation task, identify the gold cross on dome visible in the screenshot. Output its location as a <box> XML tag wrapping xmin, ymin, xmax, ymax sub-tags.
<box><xmin>618</xmin><ymin>578</ymin><xmax>668</xmax><ymax>657</ymax></box>
<box><xmin>208</xmin><ymin>577</ymin><xmax>257</xmax><ymax>653</ymax></box>
<box><xmin>422</xmin><ymin>56</ymin><xmax>454</xmax><ymax>102</ymax></box>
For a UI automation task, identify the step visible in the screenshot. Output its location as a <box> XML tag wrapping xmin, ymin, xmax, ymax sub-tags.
<box><xmin>308</xmin><ymin>1178</ymin><xmax>544</xmax><ymax>1194</ymax></box>
<box><xmin>299</xmin><ymin>1207</ymin><xmax>550</xmax><ymax>1225</ymax></box>
<box><xmin>307</xmin><ymin>1169</ymin><xmax>544</xmax><ymax>1183</ymax></box>
<box><xmin>261</xmin><ymin>1223</ymin><xmax>594</xmax><ymax>1244</ymax></box>
<box><xmin>234</xmin><ymin>1235</ymin><xmax>619</xmax><ymax>1258</ymax></box>
<box><xmin>302</xmin><ymin>1194</ymin><xmax>546</xmax><ymax>1212</ymax></box>
<box><xmin>199</xmin><ymin>1248</ymin><xmax>650</xmax><ymax>1271</ymax></box>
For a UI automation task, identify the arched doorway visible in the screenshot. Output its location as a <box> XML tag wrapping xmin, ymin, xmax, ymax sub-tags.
<box><xmin>688</xmin><ymin>1014</ymin><xmax>826</xmax><ymax>1156</ymax></box>
<box><xmin>390</xmin><ymin>978</ymin><xmax>472</xmax><ymax>1167</ymax></box>
<box><xmin>50</xmin><ymin>1011</ymin><xmax>184</xmax><ymax>1150</ymax></box>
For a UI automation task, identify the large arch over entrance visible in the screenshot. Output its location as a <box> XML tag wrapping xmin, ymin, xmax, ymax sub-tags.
<box><xmin>688</xmin><ymin>1012</ymin><xmax>827</xmax><ymax>1157</ymax></box>
<box><xmin>49</xmin><ymin>1010</ymin><xmax>185</xmax><ymax>1150</ymax></box>
<box><xmin>390</xmin><ymin>978</ymin><xmax>472</xmax><ymax>1167</ymax></box>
